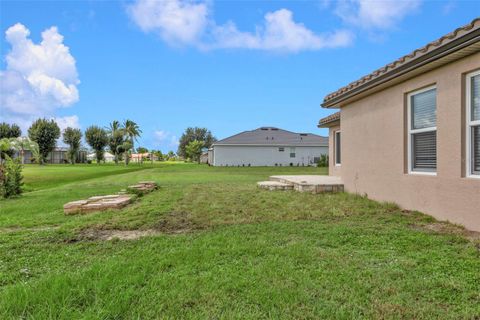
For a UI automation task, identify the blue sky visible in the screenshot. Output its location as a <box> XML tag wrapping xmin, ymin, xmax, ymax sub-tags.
<box><xmin>1</xmin><ymin>0</ymin><xmax>479</xmax><ymax>152</ymax></box>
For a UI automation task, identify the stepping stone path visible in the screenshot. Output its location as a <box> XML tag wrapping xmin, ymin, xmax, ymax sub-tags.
<box><xmin>64</xmin><ymin>181</ymin><xmax>158</xmax><ymax>215</ymax></box>
<box><xmin>127</xmin><ymin>181</ymin><xmax>158</xmax><ymax>194</ymax></box>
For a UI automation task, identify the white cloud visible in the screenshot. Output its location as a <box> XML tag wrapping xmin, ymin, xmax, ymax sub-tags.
<box><xmin>154</xmin><ymin>130</ymin><xmax>179</xmax><ymax>148</ymax></box>
<box><xmin>154</xmin><ymin>130</ymin><xmax>170</xmax><ymax>141</ymax></box>
<box><xmin>170</xmin><ymin>135</ymin><xmax>179</xmax><ymax>147</ymax></box>
<box><xmin>0</xmin><ymin>23</ymin><xmax>80</xmax><ymax>131</ymax></box>
<box><xmin>55</xmin><ymin>115</ymin><xmax>81</xmax><ymax>132</ymax></box>
<box><xmin>335</xmin><ymin>0</ymin><xmax>421</xmax><ymax>29</ymax></box>
<box><xmin>127</xmin><ymin>0</ymin><xmax>353</xmax><ymax>52</ymax></box>
<box><xmin>442</xmin><ymin>1</ymin><xmax>456</xmax><ymax>15</ymax></box>
<box><xmin>210</xmin><ymin>9</ymin><xmax>353</xmax><ymax>52</ymax></box>
<box><xmin>127</xmin><ymin>0</ymin><xmax>208</xmax><ymax>45</ymax></box>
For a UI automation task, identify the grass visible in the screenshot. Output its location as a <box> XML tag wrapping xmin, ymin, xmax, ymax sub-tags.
<box><xmin>0</xmin><ymin>163</ymin><xmax>479</xmax><ymax>319</ymax></box>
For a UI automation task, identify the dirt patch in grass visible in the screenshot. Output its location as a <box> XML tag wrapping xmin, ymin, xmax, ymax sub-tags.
<box><xmin>73</xmin><ymin>228</ymin><xmax>161</xmax><ymax>241</ymax></box>
<box><xmin>412</xmin><ymin>221</ymin><xmax>480</xmax><ymax>244</ymax></box>
<box><xmin>155</xmin><ymin>211</ymin><xmax>197</xmax><ymax>234</ymax></box>
<box><xmin>0</xmin><ymin>225</ymin><xmax>60</xmax><ymax>233</ymax></box>
<box><xmin>68</xmin><ymin>211</ymin><xmax>196</xmax><ymax>242</ymax></box>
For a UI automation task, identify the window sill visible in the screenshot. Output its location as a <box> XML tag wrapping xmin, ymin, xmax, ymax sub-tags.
<box><xmin>407</xmin><ymin>171</ymin><xmax>437</xmax><ymax>176</ymax></box>
<box><xmin>466</xmin><ymin>174</ymin><xmax>480</xmax><ymax>179</ymax></box>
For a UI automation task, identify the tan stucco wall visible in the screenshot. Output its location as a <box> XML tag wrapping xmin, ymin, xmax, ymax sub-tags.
<box><xmin>328</xmin><ymin>125</ymin><xmax>342</xmax><ymax>177</ymax></box>
<box><xmin>337</xmin><ymin>52</ymin><xmax>480</xmax><ymax>231</ymax></box>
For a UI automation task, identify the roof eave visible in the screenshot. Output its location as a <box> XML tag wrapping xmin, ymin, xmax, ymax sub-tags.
<box><xmin>322</xmin><ymin>25</ymin><xmax>480</xmax><ymax>109</ymax></box>
<box><xmin>317</xmin><ymin>119</ymin><xmax>340</xmax><ymax>128</ymax></box>
<box><xmin>212</xmin><ymin>143</ymin><xmax>328</xmax><ymax>147</ymax></box>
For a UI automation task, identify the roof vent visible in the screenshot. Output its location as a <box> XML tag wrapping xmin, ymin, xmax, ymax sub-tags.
<box><xmin>260</xmin><ymin>127</ymin><xmax>269</xmax><ymax>131</ymax></box>
<box><xmin>271</xmin><ymin>128</ymin><xmax>279</xmax><ymax>131</ymax></box>
<box><xmin>300</xmin><ymin>133</ymin><xmax>308</xmax><ymax>136</ymax></box>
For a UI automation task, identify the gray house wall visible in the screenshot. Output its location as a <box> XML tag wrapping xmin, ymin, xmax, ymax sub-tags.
<box><xmin>212</xmin><ymin>145</ymin><xmax>328</xmax><ymax>166</ymax></box>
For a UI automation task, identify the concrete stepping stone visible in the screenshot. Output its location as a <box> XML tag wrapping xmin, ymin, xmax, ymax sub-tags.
<box><xmin>127</xmin><ymin>181</ymin><xmax>158</xmax><ymax>194</ymax></box>
<box><xmin>64</xmin><ymin>181</ymin><xmax>159</xmax><ymax>215</ymax></box>
<box><xmin>64</xmin><ymin>195</ymin><xmax>133</xmax><ymax>215</ymax></box>
<box><xmin>257</xmin><ymin>181</ymin><xmax>294</xmax><ymax>191</ymax></box>
<box><xmin>268</xmin><ymin>175</ymin><xmax>344</xmax><ymax>193</ymax></box>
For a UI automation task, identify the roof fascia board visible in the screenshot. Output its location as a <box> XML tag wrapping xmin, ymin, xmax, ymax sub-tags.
<box><xmin>322</xmin><ymin>29</ymin><xmax>480</xmax><ymax>108</ymax></box>
<box><xmin>212</xmin><ymin>143</ymin><xmax>328</xmax><ymax>147</ymax></box>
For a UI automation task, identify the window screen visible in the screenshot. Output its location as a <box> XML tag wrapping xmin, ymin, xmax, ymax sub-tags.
<box><xmin>468</xmin><ymin>73</ymin><xmax>480</xmax><ymax>176</ymax></box>
<box><xmin>412</xmin><ymin>131</ymin><xmax>437</xmax><ymax>171</ymax></box>
<box><xmin>335</xmin><ymin>131</ymin><xmax>341</xmax><ymax>165</ymax></box>
<box><xmin>472</xmin><ymin>126</ymin><xmax>480</xmax><ymax>174</ymax></box>
<box><xmin>472</xmin><ymin>75</ymin><xmax>480</xmax><ymax>121</ymax></box>
<box><xmin>411</xmin><ymin>88</ymin><xmax>436</xmax><ymax>130</ymax></box>
<box><xmin>409</xmin><ymin>88</ymin><xmax>436</xmax><ymax>172</ymax></box>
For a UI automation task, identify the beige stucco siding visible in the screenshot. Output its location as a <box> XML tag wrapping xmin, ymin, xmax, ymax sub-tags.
<box><xmin>339</xmin><ymin>52</ymin><xmax>480</xmax><ymax>231</ymax></box>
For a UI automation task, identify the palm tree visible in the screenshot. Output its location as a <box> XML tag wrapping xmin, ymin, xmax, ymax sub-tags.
<box><xmin>106</xmin><ymin>120</ymin><xmax>122</xmax><ymax>164</ymax></box>
<box><xmin>121</xmin><ymin>120</ymin><xmax>142</xmax><ymax>165</ymax></box>
<box><xmin>9</xmin><ymin>137</ymin><xmax>33</xmax><ymax>164</ymax></box>
<box><xmin>107</xmin><ymin>120</ymin><xmax>121</xmax><ymax>134</ymax></box>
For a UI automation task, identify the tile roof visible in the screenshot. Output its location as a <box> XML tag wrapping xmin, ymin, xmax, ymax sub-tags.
<box><xmin>318</xmin><ymin>111</ymin><xmax>340</xmax><ymax>127</ymax></box>
<box><xmin>213</xmin><ymin>127</ymin><xmax>328</xmax><ymax>147</ymax></box>
<box><xmin>323</xmin><ymin>17</ymin><xmax>480</xmax><ymax>107</ymax></box>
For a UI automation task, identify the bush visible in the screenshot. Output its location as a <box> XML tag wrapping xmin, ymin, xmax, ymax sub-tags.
<box><xmin>0</xmin><ymin>156</ymin><xmax>23</xmax><ymax>198</ymax></box>
<box><xmin>317</xmin><ymin>154</ymin><xmax>329</xmax><ymax>167</ymax></box>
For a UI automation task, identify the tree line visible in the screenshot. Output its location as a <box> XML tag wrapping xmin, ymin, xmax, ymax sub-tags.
<box><xmin>1</xmin><ymin>121</ymin><xmax>217</xmax><ymax>165</ymax></box>
<box><xmin>0</xmin><ymin>119</ymin><xmax>143</xmax><ymax>165</ymax></box>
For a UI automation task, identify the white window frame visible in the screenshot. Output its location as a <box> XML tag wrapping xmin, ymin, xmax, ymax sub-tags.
<box><xmin>407</xmin><ymin>85</ymin><xmax>437</xmax><ymax>175</ymax></box>
<box><xmin>289</xmin><ymin>147</ymin><xmax>296</xmax><ymax>158</ymax></box>
<box><xmin>466</xmin><ymin>70</ymin><xmax>480</xmax><ymax>178</ymax></box>
<box><xmin>334</xmin><ymin>130</ymin><xmax>341</xmax><ymax>166</ymax></box>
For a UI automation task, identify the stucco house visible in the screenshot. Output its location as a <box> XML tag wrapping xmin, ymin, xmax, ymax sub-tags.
<box><xmin>210</xmin><ymin>127</ymin><xmax>328</xmax><ymax>166</ymax></box>
<box><xmin>319</xmin><ymin>18</ymin><xmax>480</xmax><ymax>231</ymax></box>
<box><xmin>131</xmin><ymin>152</ymin><xmax>156</xmax><ymax>163</ymax></box>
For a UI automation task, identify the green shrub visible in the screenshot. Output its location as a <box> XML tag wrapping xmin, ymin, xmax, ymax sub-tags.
<box><xmin>0</xmin><ymin>155</ymin><xmax>23</xmax><ymax>198</ymax></box>
<box><xmin>317</xmin><ymin>154</ymin><xmax>329</xmax><ymax>167</ymax></box>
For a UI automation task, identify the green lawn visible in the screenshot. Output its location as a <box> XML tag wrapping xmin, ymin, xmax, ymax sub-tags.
<box><xmin>0</xmin><ymin>163</ymin><xmax>479</xmax><ymax>319</ymax></box>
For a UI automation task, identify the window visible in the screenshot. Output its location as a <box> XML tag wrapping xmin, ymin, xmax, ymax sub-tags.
<box><xmin>408</xmin><ymin>86</ymin><xmax>437</xmax><ymax>174</ymax></box>
<box><xmin>334</xmin><ymin>131</ymin><xmax>341</xmax><ymax>165</ymax></box>
<box><xmin>467</xmin><ymin>71</ymin><xmax>480</xmax><ymax>177</ymax></box>
<box><xmin>290</xmin><ymin>147</ymin><xmax>296</xmax><ymax>158</ymax></box>
<box><xmin>278</xmin><ymin>147</ymin><xmax>284</xmax><ymax>152</ymax></box>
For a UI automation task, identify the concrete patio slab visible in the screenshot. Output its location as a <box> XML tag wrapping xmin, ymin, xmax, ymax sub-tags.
<box><xmin>257</xmin><ymin>181</ymin><xmax>294</xmax><ymax>191</ymax></box>
<box><xmin>268</xmin><ymin>175</ymin><xmax>344</xmax><ymax>193</ymax></box>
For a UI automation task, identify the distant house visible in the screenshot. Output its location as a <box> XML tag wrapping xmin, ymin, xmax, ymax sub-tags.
<box><xmin>130</xmin><ymin>152</ymin><xmax>155</xmax><ymax>163</ymax></box>
<box><xmin>20</xmin><ymin>147</ymin><xmax>87</xmax><ymax>164</ymax></box>
<box><xmin>199</xmin><ymin>152</ymin><xmax>209</xmax><ymax>164</ymax></box>
<box><xmin>319</xmin><ymin>18</ymin><xmax>480</xmax><ymax>231</ymax></box>
<box><xmin>210</xmin><ymin>127</ymin><xmax>328</xmax><ymax>166</ymax></box>
<box><xmin>87</xmin><ymin>151</ymin><xmax>115</xmax><ymax>162</ymax></box>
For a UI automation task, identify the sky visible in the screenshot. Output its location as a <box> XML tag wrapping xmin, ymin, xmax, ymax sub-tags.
<box><xmin>1</xmin><ymin>0</ymin><xmax>479</xmax><ymax>152</ymax></box>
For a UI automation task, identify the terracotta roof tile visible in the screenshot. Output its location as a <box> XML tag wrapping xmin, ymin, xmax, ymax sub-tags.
<box><xmin>323</xmin><ymin>17</ymin><xmax>480</xmax><ymax>106</ymax></box>
<box><xmin>318</xmin><ymin>111</ymin><xmax>340</xmax><ymax>127</ymax></box>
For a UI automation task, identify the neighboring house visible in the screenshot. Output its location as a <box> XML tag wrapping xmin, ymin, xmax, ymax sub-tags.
<box><xmin>199</xmin><ymin>152</ymin><xmax>209</xmax><ymax>164</ymax></box>
<box><xmin>87</xmin><ymin>151</ymin><xmax>115</xmax><ymax>162</ymax></box>
<box><xmin>19</xmin><ymin>147</ymin><xmax>87</xmax><ymax>164</ymax></box>
<box><xmin>210</xmin><ymin>127</ymin><xmax>328</xmax><ymax>166</ymax></box>
<box><xmin>207</xmin><ymin>148</ymin><xmax>214</xmax><ymax>165</ymax></box>
<box><xmin>131</xmin><ymin>152</ymin><xmax>155</xmax><ymax>163</ymax></box>
<box><xmin>319</xmin><ymin>18</ymin><xmax>480</xmax><ymax>231</ymax></box>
